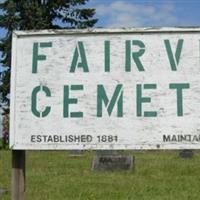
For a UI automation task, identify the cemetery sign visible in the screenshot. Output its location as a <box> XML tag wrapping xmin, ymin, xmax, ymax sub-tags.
<box><xmin>10</xmin><ymin>28</ymin><xmax>200</xmax><ymax>150</ymax></box>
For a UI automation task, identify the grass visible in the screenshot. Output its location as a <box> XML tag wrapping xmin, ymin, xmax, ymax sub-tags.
<box><xmin>1</xmin><ymin>150</ymin><xmax>200</xmax><ymax>200</ymax></box>
<box><xmin>0</xmin><ymin>139</ymin><xmax>9</xmax><ymax>150</ymax></box>
<box><xmin>0</xmin><ymin>138</ymin><xmax>2</xmax><ymax>149</ymax></box>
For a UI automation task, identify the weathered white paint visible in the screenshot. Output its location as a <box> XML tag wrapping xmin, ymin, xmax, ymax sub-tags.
<box><xmin>10</xmin><ymin>28</ymin><xmax>200</xmax><ymax>150</ymax></box>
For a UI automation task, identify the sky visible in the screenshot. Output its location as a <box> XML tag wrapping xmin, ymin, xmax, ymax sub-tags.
<box><xmin>88</xmin><ymin>0</ymin><xmax>200</xmax><ymax>28</ymax></box>
<box><xmin>0</xmin><ymin>0</ymin><xmax>200</xmax><ymax>37</ymax></box>
<box><xmin>0</xmin><ymin>0</ymin><xmax>200</xmax><ymax>137</ymax></box>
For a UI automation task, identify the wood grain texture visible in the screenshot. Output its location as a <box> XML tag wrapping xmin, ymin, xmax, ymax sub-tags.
<box><xmin>12</xmin><ymin>150</ymin><xmax>25</xmax><ymax>200</ymax></box>
<box><xmin>10</xmin><ymin>28</ymin><xmax>200</xmax><ymax>150</ymax></box>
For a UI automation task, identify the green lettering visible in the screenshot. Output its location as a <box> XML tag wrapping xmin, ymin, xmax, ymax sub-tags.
<box><xmin>32</xmin><ymin>42</ymin><xmax>52</xmax><ymax>73</ymax></box>
<box><xmin>125</xmin><ymin>40</ymin><xmax>145</xmax><ymax>72</ymax></box>
<box><xmin>164</xmin><ymin>39</ymin><xmax>183</xmax><ymax>71</ymax></box>
<box><xmin>104</xmin><ymin>40</ymin><xmax>110</xmax><ymax>72</ymax></box>
<box><xmin>97</xmin><ymin>84</ymin><xmax>123</xmax><ymax>117</ymax></box>
<box><xmin>31</xmin><ymin>85</ymin><xmax>51</xmax><ymax>117</ymax></box>
<box><xmin>169</xmin><ymin>83</ymin><xmax>190</xmax><ymax>116</ymax></box>
<box><xmin>63</xmin><ymin>85</ymin><xmax>83</xmax><ymax>118</ymax></box>
<box><xmin>136</xmin><ymin>84</ymin><xmax>157</xmax><ymax>117</ymax></box>
<box><xmin>70</xmin><ymin>41</ymin><xmax>89</xmax><ymax>72</ymax></box>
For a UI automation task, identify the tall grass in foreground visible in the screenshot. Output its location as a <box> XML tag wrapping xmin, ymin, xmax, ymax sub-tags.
<box><xmin>0</xmin><ymin>150</ymin><xmax>200</xmax><ymax>200</ymax></box>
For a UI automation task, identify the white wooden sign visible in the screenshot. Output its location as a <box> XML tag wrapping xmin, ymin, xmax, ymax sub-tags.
<box><xmin>10</xmin><ymin>28</ymin><xmax>200</xmax><ymax>150</ymax></box>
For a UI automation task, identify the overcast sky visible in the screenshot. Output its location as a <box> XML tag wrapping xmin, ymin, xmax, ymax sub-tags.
<box><xmin>0</xmin><ymin>0</ymin><xmax>200</xmax><ymax>137</ymax></box>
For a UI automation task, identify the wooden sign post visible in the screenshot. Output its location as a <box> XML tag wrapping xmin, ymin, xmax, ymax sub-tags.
<box><xmin>12</xmin><ymin>150</ymin><xmax>25</xmax><ymax>200</ymax></box>
<box><xmin>10</xmin><ymin>28</ymin><xmax>200</xmax><ymax>150</ymax></box>
<box><xmin>9</xmin><ymin>27</ymin><xmax>200</xmax><ymax>197</ymax></box>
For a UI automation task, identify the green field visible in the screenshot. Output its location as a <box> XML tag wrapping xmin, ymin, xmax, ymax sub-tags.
<box><xmin>0</xmin><ymin>150</ymin><xmax>200</xmax><ymax>200</ymax></box>
<box><xmin>0</xmin><ymin>138</ymin><xmax>2</xmax><ymax>149</ymax></box>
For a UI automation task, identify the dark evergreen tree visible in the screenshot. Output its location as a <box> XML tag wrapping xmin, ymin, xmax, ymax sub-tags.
<box><xmin>0</xmin><ymin>0</ymin><xmax>97</xmax><ymax>144</ymax></box>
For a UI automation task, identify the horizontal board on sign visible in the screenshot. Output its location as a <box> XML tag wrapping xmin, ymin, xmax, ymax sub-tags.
<box><xmin>10</xmin><ymin>28</ymin><xmax>200</xmax><ymax>150</ymax></box>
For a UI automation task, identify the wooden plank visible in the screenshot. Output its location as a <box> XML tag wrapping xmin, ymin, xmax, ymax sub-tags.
<box><xmin>10</xmin><ymin>29</ymin><xmax>200</xmax><ymax>150</ymax></box>
<box><xmin>13</xmin><ymin>27</ymin><xmax>200</xmax><ymax>37</ymax></box>
<box><xmin>12</xmin><ymin>150</ymin><xmax>25</xmax><ymax>200</ymax></box>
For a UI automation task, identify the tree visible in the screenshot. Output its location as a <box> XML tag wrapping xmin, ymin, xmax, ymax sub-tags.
<box><xmin>0</xmin><ymin>0</ymin><xmax>97</xmax><ymax>145</ymax></box>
